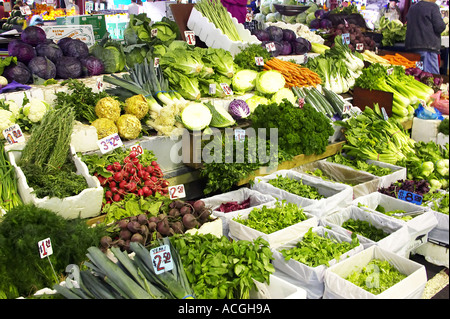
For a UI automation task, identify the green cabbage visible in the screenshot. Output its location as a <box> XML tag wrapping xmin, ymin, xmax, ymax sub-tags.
<box><xmin>271</xmin><ymin>87</ymin><xmax>296</xmax><ymax>105</ymax></box>
<box><xmin>232</xmin><ymin>69</ymin><xmax>258</xmax><ymax>94</ymax></box>
<box><xmin>181</xmin><ymin>102</ymin><xmax>212</xmax><ymax>131</ymax></box>
<box><xmin>255</xmin><ymin>70</ymin><xmax>286</xmax><ymax>95</ymax></box>
<box><xmin>245</xmin><ymin>95</ymin><xmax>270</xmax><ymax>113</ymax></box>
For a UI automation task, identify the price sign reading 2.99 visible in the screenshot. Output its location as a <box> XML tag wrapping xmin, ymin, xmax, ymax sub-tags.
<box><xmin>150</xmin><ymin>244</ymin><xmax>173</xmax><ymax>275</ymax></box>
<box><xmin>397</xmin><ymin>189</ymin><xmax>423</xmax><ymax>205</ymax></box>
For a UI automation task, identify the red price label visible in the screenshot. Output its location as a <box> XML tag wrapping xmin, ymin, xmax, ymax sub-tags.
<box><xmin>235</xmin><ymin>129</ymin><xmax>246</xmax><ymax>142</ymax></box>
<box><xmin>168</xmin><ymin>184</ymin><xmax>186</xmax><ymax>200</ymax></box>
<box><xmin>2</xmin><ymin>124</ymin><xmax>25</xmax><ymax>145</ymax></box>
<box><xmin>38</xmin><ymin>238</ymin><xmax>53</xmax><ymax>259</ymax></box>
<box><xmin>184</xmin><ymin>31</ymin><xmax>196</xmax><ymax>46</ymax></box>
<box><xmin>151</xmin><ymin>28</ymin><xmax>158</xmax><ymax>38</ymax></box>
<box><xmin>96</xmin><ymin>78</ymin><xmax>104</xmax><ymax>92</ymax></box>
<box><xmin>220</xmin><ymin>83</ymin><xmax>233</xmax><ymax>95</ymax></box>
<box><xmin>150</xmin><ymin>244</ymin><xmax>173</xmax><ymax>275</ymax></box>
<box><xmin>387</xmin><ymin>68</ymin><xmax>394</xmax><ymax>75</ymax></box>
<box><xmin>255</xmin><ymin>56</ymin><xmax>264</xmax><ymax>66</ymax></box>
<box><xmin>130</xmin><ymin>143</ymin><xmax>143</xmax><ymax>157</ymax></box>
<box><xmin>356</xmin><ymin>43</ymin><xmax>364</xmax><ymax>51</ymax></box>
<box><xmin>154</xmin><ymin>57</ymin><xmax>160</xmax><ymax>68</ymax></box>
<box><xmin>265</xmin><ymin>42</ymin><xmax>276</xmax><ymax>52</ymax></box>
<box><xmin>97</xmin><ymin>133</ymin><xmax>123</xmax><ymax>154</ymax></box>
<box><xmin>342</xmin><ymin>33</ymin><xmax>350</xmax><ymax>45</ymax></box>
<box><xmin>245</xmin><ymin>12</ymin><xmax>253</xmax><ymax>22</ymax></box>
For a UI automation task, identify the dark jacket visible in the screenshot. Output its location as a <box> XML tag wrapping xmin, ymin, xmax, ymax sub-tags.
<box><xmin>405</xmin><ymin>1</ymin><xmax>446</xmax><ymax>53</ymax></box>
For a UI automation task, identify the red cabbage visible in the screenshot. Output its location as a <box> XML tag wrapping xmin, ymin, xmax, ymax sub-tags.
<box><xmin>282</xmin><ymin>29</ymin><xmax>296</xmax><ymax>42</ymax></box>
<box><xmin>35</xmin><ymin>42</ymin><xmax>63</xmax><ymax>63</ymax></box>
<box><xmin>28</xmin><ymin>56</ymin><xmax>56</xmax><ymax>80</ymax></box>
<box><xmin>253</xmin><ymin>29</ymin><xmax>270</xmax><ymax>42</ymax></box>
<box><xmin>56</xmin><ymin>56</ymin><xmax>83</xmax><ymax>79</ymax></box>
<box><xmin>292</xmin><ymin>37</ymin><xmax>311</xmax><ymax>55</ymax></box>
<box><xmin>80</xmin><ymin>56</ymin><xmax>105</xmax><ymax>76</ymax></box>
<box><xmin>315</xmin><ymin>9</ymin><xmax>325</xmax><ymax>19</ymax></box>
<box><xmin>8</xmin><ymin>40</ymin><xmax>36</xmax><ymax>64</ymax></box>
<box><xmin>216</xmin><ymin>197</ymin><xmax>251</xmax><ymax>213</ymax></box>
<box><xmin>310</xmin><ymin>19</ymin><xmax>321</xmax><ymax>29</ymax></box>
<box><xmin>3</xmin><ymin>62</ymin><xmax>32</xmax><ymax>84</ymax></box>
<box><xmin>320</xmin><ymin>19</ymin><xmax>333</xmax><ymax>29</ymax></box>
<box><xmin>57</xmin><ymin>37</ymin><xmax>74</xmax><ymax>52</ymax></box>
<box><xmin>266</xmin><ymin>26</ymin><xmax>284</xmax><ymax>42</ymax></box>
<box><xmin>228</xmin><ymin>99</ymin><xmax>250</xmax><ymax>119</ymax></box>
<box><xmin>62</xmin><ymin>39</ymin><xmax>89</xmax><ymax>59</ymax></box>
<box><xmin>280</xmin><ymin>41</ymin><xmax>292</xmax><ymax>55</ymax></box>
<box><xmin>21</xmin><ymin>26</ymin><xmax>47</xmax><ymax>47</ymax></box>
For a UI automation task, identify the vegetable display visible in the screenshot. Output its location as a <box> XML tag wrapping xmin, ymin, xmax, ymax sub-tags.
<box><xmin>378</xmin><ymin>179</ymin><xmax>431</xmax><ymax>198</ymax></box>
<box><xmin>263</xmin><ymin>58</ymin><xmax>321</xmax><ymax>88</ymax></box>
<box><xmin>326</xmin><ymin>23</ymin><xmax>376</xmax><ymax>52</ymax></box>
<box><xmin>341</xmin><ymin>218</ymin><xmax>390</xmax><ymax>242</ymax></box>
<box><xmin>267</xmin><ymin>175</ymin><xmax>324</xmax><ymax>199</ymax></box>
<box><xmin>376</xmin><ymin>17</ymin><xmax>406</xmax><ymax>47</ymax></box>
<box><xmin>216</xmin><ymin>197</ymin><xmax>251</xmax><ymax>213</ymax></box>
<box><xmin>327</xmin><ymin>153</ymin><xmax>393</xmax><ymax>177</ymax></box>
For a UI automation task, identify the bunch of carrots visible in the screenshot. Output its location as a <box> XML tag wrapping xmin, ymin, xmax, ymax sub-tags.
<box><xmin>380</xmin><ymin>53</ymin><xmax>417</xmax><ymax>69</ymax></box>
<box><xmin>263</xmin><ymin>58</ymin><xmax>322</xmax><ymax>88</ymax></box>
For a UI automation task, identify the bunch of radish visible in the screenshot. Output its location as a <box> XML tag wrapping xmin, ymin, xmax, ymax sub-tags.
<box><xmin>94</xmin><ymin>150</ymin><xmax>169</xmax><ymax>204</ymax></box>
<box><xmin>100</xmin><ymin>199</ymin><xmax>214</xmax><ymax>252</ymax></box>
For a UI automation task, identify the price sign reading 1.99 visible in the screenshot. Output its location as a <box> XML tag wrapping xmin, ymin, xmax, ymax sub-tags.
<box><xmin>398</xmin><ymin>189</ymin><xmax>423</xmax><ymax>205</ymax></box>
<box><xmin>2</xmin><ymin>124</ymin><xmax>25</xmax><ymax>145</ymax></box>
<box><xmin>150</xmin><ymin>244</ymin><xmax>173</xmax><ymax>275</ymax></box>
<box><xmin>184</xmin><ymin>31</ymin><xmax>196</xmax><ymax>46</ymax></box>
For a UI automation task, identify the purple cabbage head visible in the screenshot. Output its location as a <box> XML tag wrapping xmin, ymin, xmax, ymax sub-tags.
<box><xmin>21</xmin><ymin>26</ymin><xmax>47</xmax><ymax>47</ymax></box>
<box><xmin>282</xmin><ymin>29</ymin><xmax>296</xmax><ymax>42</ymax></box>
<box><xmin>310</xmin><ymin>19</ymin><xmax>321</xmax><ymax>29</ymax></box>
<box><xmin>28</xmin><ymin>56</ymin><xmax>57</xmax><ymax>80</ymax></box>
<box><xmin>8</xmin><ymin>40</ymin><xmax>36</xmax><ymax>64</ymax></box>
<box><xmin>315</xmin><ymin>9</ymin><xmax>325</xmax><ymax>19</ymax></box>
<box><xmin>292</xmin><ymin>37</ymin><xmax>311</xmax><ymax>55</ymax></box>
<box><xmin>35</xmin><ymin>42</ymin><xmax>63</xmax><ymax>63</ymax></box>
<box><xmin>62</xmin><ymin>39</ymin><xmax>89</xmax><ymax>59</ymax></box>
<box><xmin>280</xmin><ymin>41</ymin><xmax>292</xmax><ymax>55</ymax></box>
<box><xmin>3</xmin><ymin>62</ymin><xmax>32</xmax><ymax>84</ymax></box>
<box><xmin>56</xmin><ymin>56</ymin><xmax>83</xmax><ymax>79</ymax></box>
<box><xmin>265</xmin><ymin>26</ymin><xmax>284</xmax><ymax>42</ymax></box>
<box><xmin>253</xmin><ymin>29</ymin><xmax>270</xmax><ymax>42</ymax></box>
<box><xmin>320</xmin><ymin>19</ymin><xmax>333</xmax><ymax>29</ymax></box>
<box><xmin>80</xmin><ymin>55</ymin><xmax>105</xmax><ymax>76</ymax></box>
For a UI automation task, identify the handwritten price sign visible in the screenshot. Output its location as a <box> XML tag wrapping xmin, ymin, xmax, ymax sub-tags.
<box><xmin>2</xmin><ymin>124</ymin><xmax>25</xmax><ymax>144</ymax></box>
<box><xmin>184</xmin><ymin>31</ymin><xmax>196</xmax><ymax>46</ymax></box>
<box><xmin>154</xmin><ymin>57</ymin><xmax>160</xmax><ymax>68</ymax></box>
<box><xmin>220</xmin><ymin>83</ymin><xmax>233</xmax><ymax>96</ymax></box>
<box><xmin>38</xmin><ymin>238</ymin><xmax>53</xmax><ymax>259</ymax></box>
<box><xmin>255</xmin><ymin>56</ymin><xmax>264</xmax><ymax>66</ymax></box>
<box><xmin>97</xmin><ymin>133</ymin><xmax>123</xmax><ymax>154</ymax></box>
<box><xmin>151</xmin><ymin>28</ymin><xmax>158</xmax><ymax>38</ymax></box>
<box><xmin>150</xmin><ymin>244</ymin><xmax>173</xmax><ymax>275</ymax></box>
<box><xmin>265</xmin><ymin>42</ymin><xmax>276</xmax><ymax>52</ymax></box>
<box><xmin>168</xmin><ymin>184</ymin><xmax>186</xmax><ymax>200</ymax></box>
<box><xmin>342</xmin><ymin>33</ymin><xmax>350</xmax><ymax>45</ymax></box>
<box><xmin>398</xmin><ymin>189</ymin><xmax>423</xmax><ymax>205</ymax></box>
<box><xmin>235</xmin><ymin>129</ymin><xmax>246</xmax><ymax>143</ymax></box>
<box><xmin>129</xmin><ymin>143</ymin><xmax>143</xmax><ymax>157</ymax></box>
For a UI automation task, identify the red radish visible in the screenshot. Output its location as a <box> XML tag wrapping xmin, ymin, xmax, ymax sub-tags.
<box><xmin>136</xmin><ymin>163</ymin><xmax>144</xmax><ymax>171</ymax></box>
<box><xmin>105</xmin><ymin>190</ymin><xmax>113</xmax><ymax>198</ymax></box>
<box><xmin>151</xmin><ymin>161</ymin><xmax>158</xmax><ymax>167</ymax></box>
<box><xmin>162</xmin><ymin>180</ymin><xmax>169</xmax><ymax>188</ymax></box>
<box><xmin>106</xmin><ymin>165</ymin><xmax>113</xmax><ymax>171</ymax></box>
<box><xmin>110</xmin><ymin>186</ymin><xmax>118</xmax><ymax>194</ymax></box>
<box><xmin>113</xmin><ymin>162</ymin><xmax>121</xmax><ymax>171</ymax></box>
<box><xmin>113</xmin><ymin>194</ymin><xmax>121</xmax><ymax>202</ymax></box>
<box><xmin>137</xmin><ymin>189</ymin><xmax>144</xmax><ymax>196</ymax></box>
<box><xmin>119</xmin><ymin>180</ymin><xmax>127</xmax><ymax>189</ymax></box>
<box><xmin>126</xmin><ymin>182</ymin><xmax>137</xmax><ymax>193</ymax></box>
<box><xmin>123</xmin><ymin>156</ymin><xmax>131</xmax><ymax>163</ymax></box>
<box><xmin>109</xmin><ymin>181</ymin><xmax>117</xmax><ymax>188</ymax></box>
<box><xmin>113</xmin><ymin>172</ymin><xmax>123</xmax><ymax>182</ymax></box>
<box><xmin>147</xmin><ymin>166</ymin><xmax>154</xmax><ymax>174</ymax></box>
<box><xmin>129</xmin><ymin>151</ymin><xmax>137</xmax><ymax>158</ymax></box>
<box><xmin>151</xmin><ymin>176</ymin><xmax>158</xmax><ymax>183</ymax></box>
<box><xmin>144</xmin><ymin>180</ymin><xmax>154</xmax><ymax>187</ymax></box>
<box><xmin>132</xmin><ymin>158</ymin><xmax>139</xmax><ymax>165</ymax></box>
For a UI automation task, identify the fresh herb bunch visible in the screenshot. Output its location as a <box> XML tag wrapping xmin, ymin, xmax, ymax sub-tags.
<box><xmin>328</xmin><ymin>153</ymin><xmax>393</xmax><ymax>177</ymax></box>
<box><xmin>438</xmin><ymin>118</ymin><xmax>449</xmax><ymax>136</ymax></box>
<box><xmin>168</xmin><ymin>233</ymin><xmax>274</xmax><ymax>299</ymax></box>
<box><xmin>268</xmin><ymin>175</ymin><xmax>324</xmax><ymax>199</ymax></box>
<box><xmin>250</xmin><ymin>101</ymin><xmax>334</xmax><ymax>157</ymax></box>
<box><xmin>375</xmin><ymin>205</ymin><xmax>413</xmax><ymax>221</ymax></box>
<box><xmin>53</xmin><ymin>78</ymin><xmax>111</xmax><ymax>123</ymax></box>
<box><xmin>233</xmin><ymin>44</ymin><xmax>272</xmax><ymax>71</ymax></box>
<box><xmin>0</xmin><ymin>204</ymin><xmax>107</xmax><ymax>299</ymax></box>
<box><xmin>342</xmin><ymin>218</ymin><xmax>389</xmax><ymax>242</ymax></box>
<box><xmin>305</xmin><ymin>168</ymin><xmax>356</xmax><ymax>186</ymax></box>
<box><xmin>346</xmin><ymin>259</ymin><xmax>407</xmax><ymax>295</ymax></box>
<box><xmin>0</xmin><ymin>144</ymin><xmax>22</xmax><ymax>211</ymax></box>
<box><xmin>280</xmin><ymin>228</ymin><xmax>359</xmax><ymax>267</ymax></box>
<box><xmin>378</xmin><ymin>179</ymin><xmax>430</xmax><ymax>198</ymax></box>
<box><xmin>233</xmin><ymin>201</ymin><xmax>309</xmax><ymax>234</ymax></box>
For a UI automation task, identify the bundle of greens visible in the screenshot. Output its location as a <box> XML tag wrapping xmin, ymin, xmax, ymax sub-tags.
<box><xmin>267</xmin><ymin>175</ymin><xmax>325</xmax><ymax>200</ymax></box>
<box><xmin>169</xmin><ymin>233</ymin><xmax>274</xmax><ymax>299</ymax></box>
<box><xmin>428</xmin><ymin>192</ymin><xmax>449</xmax><ymax>215</ymax></box>
<box><xmin>250</xmin><ymin>100</ymin><xmax>334</xmax><ymax>157</ymax></box>
<box><xmin>377</xmin><ymin>17</ymin><xmax>406</xmax><ymax>47</ymax></box>
<box><xmin>438</xmin><ymin>118</ymin><xmax>449</xmax><ymax>136</ymax></box>
<box><xmin>342</xmin><ymin>218</ymin><xmax>390</xmax><ymax>242</ymax></box>
<box><xmin>0</xmin><ymin>204</ymin><xmax>106</xmax><ymax>299</ymax></box>
<box><xmin>0</xmin><ymin>144</ymin><xmax>22</xmax><ymax>212</ymax></box>
<box><xmin>280</xmin><ymin>228</ymin><xmax>359</xmax><ymax>267</ymax></box>
<box><xmin>374</xmin><ymin>205</ymin><xmax>414</xmax><ymax>222</ymax></box>
<box><xmin>327</xmin><ymin>153</ymin><xmax>393</xmax><ymax>177</ymax></box>
<box><xmin>233</xmin><ymin>44</ymin><xmax>272</xmax><ymax>72</ymax></box>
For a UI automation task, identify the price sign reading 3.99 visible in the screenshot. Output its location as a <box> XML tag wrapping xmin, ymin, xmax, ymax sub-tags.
<box><xmin>97</xmin><ymin>133</ymin><xmax>123</xmax><ymax>154</ymax></box>
<box><xmin>150</xmin><ymin>244</ymin><xmax>173</xmax><ymax>275</ymax></box>
<box><xmin>398</xmin><ymin>189</ymin><xmax>423</xmax><ymax>205</ymax></box>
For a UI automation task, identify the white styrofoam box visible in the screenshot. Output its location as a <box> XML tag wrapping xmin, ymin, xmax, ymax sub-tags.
<box><xmin>294</xmin><ymin>159</ymin><xmax>380</xmax><ymax>199</ymax></box>
<box><xmin>423</xmin><ymin>190</ymin><xmax>449</xmax><ymax>246</ymax></box>
<box><xmin>187</xmin><ymin>7</ymin><xmax>261</xmax><ymax>56</ymax></box>
<box><xmin>250</xmin><ymin>274</ymin><xmax>307</xmax><ymax>299</ymax></box>
<box><xmin>411</xmin><ymin>117</ymin><xmax>441</xmax><ymax>144</ymax></box>
<box><xmin>201</xmin><ymin>188</ymin><xmax>277</xmax><ymax>237</ymax></box>
<box><xmin>6</xmin><ymin>143</ymin><xmax>103</xmax><ymax>219</ymax></box>
<box><xmin>413</xmin><ymin>242</ymin><xmax>449</xmax><ymax>268</ymax></box>
<box><xmin>228</xmin><ymin>202</ymin><xmax>318</xmax><ymax>248</ymax></box>
<box><xmin>321</xmin><ymin>206</ymin><xmax>412</xmax><ymax>257</ymax></box>
<box><xmin>3</xmin><ymin>90</ymin><xmax>30</xmax><ymax>106</ymax></box>
<box><xmin>71</xmin><ymin>121</ymin><xmax>100</xmax><ymax>153</ymax></box>
<box><xmin>251</xmin><ymin>169</ymin><xmax>353</xmax><ymax>218</ymax></box>
<box><xmin>185</xmin><ymin>218</ymin><xmax>223</xmax><ymax>238</ymax></box>
<box><xmin>436</xmin><ymin>132</ymin><xmax>449</xmax><ymax>146</ymax></box>
<box><xmin>271</xmin><ymin>226</ymin><xmax>364</xmax><ymax>299</ymax></box>
<box><xmin>323</xmin><ymin>245</ymin><xmax>427</xmax><ymax>299</ymax></box>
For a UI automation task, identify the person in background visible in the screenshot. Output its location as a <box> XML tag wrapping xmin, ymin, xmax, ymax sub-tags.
<box><xmin>128</xmin><ymin>0</ymin><xmax>139</xmax><ymax>15</ymax></box>
<box><xmin>221</xmin><ymin>0</ymin><xmax>248</xmax><ymax>24</ymax></box>
<box><xmin>380</xmin><ymin>0</ymin><xmax>402</xmax><ymax>21</ymax></box>
<box><xmin>65</xmin><ymin>0</ymin><xmax>80</xmax><ymax>14</ymax></box>
<box><xmin>0</xmin><ymin>2</ymin><xmax>10</xmax><ymax>19</ymax></box>
<box><xmin>405</xmin><ymin>0</ymin><xmax>446</xmax><ymax>74</ymax></box>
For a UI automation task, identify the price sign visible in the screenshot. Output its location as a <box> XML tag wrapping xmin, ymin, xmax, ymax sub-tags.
<box><xmin>151</xmin><ymin>28</ymin><xmax>158</xmax><ymax>38</ymax></box>
<box><xmin>265</xmin><ymin>42</ymin><xmax>276</xmax><ymax>52</ymax></box>
<box><xmin>154</xmin><ymin>57</ymin><xmax>160</xmax><ymax>68</ymax></box>
<box><xmin>2</xmin><ymin>124</ymin><xmax>25</xmax><ymax>145</ymax></box>
<box><xmin>255</xmin><ymin>56</ymin><xmax>264</xmax><ymax>66</ymax></box>
<box><xmin>38</xmin><ymin>238</ymin><xmax>53</xmax><ymax>259</ymax></box>
<box><xmin>398</xmin><ymin>189</ymin><xmax>423</xmax><ymax>205</ymax></box>
<box><xmin>96</xmin><ymin>78</ymin><xmax>104</xmax><ymax>92</ymax></box>
<box><xmin>342</xmin><ymin>103</ymin><xmax>352</xmax><ymax>114</ymax></box>
<box><xmin>20</xmin><ymin>6</ymin><xmax>32</xmax><ymax>15</ymax></box>
<box><xmin>342</xmin><ymin>33</ymin><xmax>350</xmax><ymax>45</ymax></box>
<box><xmin>235</xmin><ymin>129</ymin><xmax>246</xmax><ymax>143</ymax></box>
<box><xmin>129</xmin><ymin>143</ymin><xmax>143</xmax><ymax>157</ymax></box>
<box><xmin>150</xmin><ymin>244</ymin><xmax>173</xmax><ymax>275</ymax></box>
<box><xmin>220</xmin><ymin>83</ymin><xmax>233</xmax><ymax>96</ymax></box>
<box><xmin>245</xmin><ymin>12</ymin><xmax>253</xmax><ymax>22</ymax></box>
<box><xmin>168</xmin><ymin>184</ymin><xmax>186</xmax><ymax>200</ymax></box>
<box><xmin>381</xmin><ymin>107</ymin><xmax>389</xmax><ymax>121</ymax></box>
<box><xmin>209</xmin><ymin>83</ymin><xmax>216</xmax><ymax>95</ymax></box>
<box><xmin>184</xmin><ymin>31</ymin><xmax>196</xmax><ymax>46</ymax></box>
<box><xmin>415</xmin><ymin>61</ymin><xmax>424</xmax><ymax>70</ymax></box>
<box><xmin>356</xmin><ymin>43</ymin><xmax>364</xmax><ymax>51</ymax></box>
<box><xmin>387</xmin><ymin>68</ymin><xmax>394</xmax><ymax>76</ymax></box>
<box><xmin>97</xmin><ymin>133</ymin><xmax>123</xmax><ymax>154</ymax></box>
<box><xmin>303</xmin><ymin>53</ymin><xmax>308</xmax><ymax>64</ymax></box>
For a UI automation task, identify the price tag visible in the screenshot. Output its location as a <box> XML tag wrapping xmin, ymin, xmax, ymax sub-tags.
<box><xmin>303</xmin><ymin>53</ymin><xmax>308</xmax><ymax>64</ymax></box>
<box><xmin>38</xmin><ymin>238</ymin><xmax>53</xmax><ymax>259</ymax></box>
<box><xmin>184</xmin><ymin>31</ymin><xmax>196</xmax><ymax>46</ymax></box>
<box><xmin>168</xmin><ymin>184</ymin><xmax>186</xmax><ymax>200</ymax></box>
<box><xmin>344</xmin><ymin>19</ymin><xmax>349</xmax><ymax>28</ymax></box>
<box><xmin>220</xmin><ymin>83</ymin><xmax>233</xmax><ymax>96</ymax></box>
<box><xmin>154</xmin><ymin>57</ymin><xmax>160</xmax><ymax>68</ymax></box>
<box><xmin>97</xmin><ymin>133</ymin><xmax>123</xmax><ymax>154</ymax></box>
<box><xmin>150</xmin><ymin>244</ymin><xmax>173</xmax><ymax>275</ymax></box>
<box><xmin>342</xmin><ymin>33</ymin><xmax>350</xmax><ymax>45</ymax></box>
<box><xmin>20</xmin><ymin>6</ymin><xmax>32</xmax><ymax>15</ymax></box>
<box><xmin>209</xmin><ymin>83</ymin><xmax>216</xmax><ymax>95</ymax></box>
<box><xmin>129</xmin><ymin>143</ymin><xmax>143</xmax><ymax>157</ymax></box>
<box><xmin>381</xmin><ymin>107</ymin><xmax>389</xmax><ymax>121</ymax></box>
<box><xmin>356</xmin><ymin>43</ymin><xmax>364</xmax><ymax>51</ymax></box>
<box><xmin>2</xmin><ymin>124</ymin><xmax>25</xmax><ymax>144</ymax></box>
<box><xmin>96</xmin><ymin>78</ymin><xmax>104</xmax><ymax>92</ymax></box>
<box><xmin>415</xmin><ymin>61</ymin><xmax>424</xmax><ymax>70</ymax></box>
<box><xmin>235</xmin><ymin>129</ymin><xmax>246</xmax><ymax>142</ymax></box>
<box><xmin>265</xmin><ymin>42</ymin><xmax>276</xmax><ymax>52</ymax></box>
<box><xmin>387</xmin><ymin>68</ymin><xmax>394</xmax><ymax>76</ymax></box>
<box><xmin>398</xmin><ymin>189</ymin><xmax>423</xmax><ymax>205</ymax></box>
<box><xmin>255</xmin><ymin>56</ymin><xmax>264</xmax><ymax>66</ymax></box>
<box><xmin>151</xmin><ymin>28</ymin><xmax>158</xmax><ymax>38</ymax></box>
<box><xmin>342</xmin><ymin>103</ymin><xmax>352</xmax><ymax>114</ymax></box>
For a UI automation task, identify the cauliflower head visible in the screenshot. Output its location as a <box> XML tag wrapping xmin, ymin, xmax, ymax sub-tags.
<box><xmin>116</xmin><ymin>114</ymin><xmax>142</xmax><ymax>140</ymax></box>
<box><xmin>124</xmin><ymin>94</ymin><xmax>149</xmax><ymax>120</ymax></box>
<box><xmin>95</xmin><ymin>97</ymin><xmax>121</xmax><ymax>122</ymax></box>
<box><xmin>91</xmin><ymin>118</ymin><xmax>119</xmax><ymax>139</ymax></box>
<box><xmin>23</xmin><ymin>99</ymin><xmax>50</xmax><ymax>123</ymax></box>
<box><xmin>4</xmin><ymin>100</ymin><xmax>20</xmax><ymax>117</ymax></box>
<box><xmin>0</xmin><ymin>109</ymin><xmax>15</xmax><ymax>135</ymax></box>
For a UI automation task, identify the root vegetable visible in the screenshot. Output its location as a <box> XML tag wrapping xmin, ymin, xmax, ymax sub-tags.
<box><xmin>148</xmin><ymin>221</ymin><xmax>157</xmax><ymax>232</ymax></box>
<box><xmin>100</xmin><ymin>236</ymin><xmax>112</xmax><ymax>248</ymax></box>
<box><xmin>120</xmin><ymin>229</ymin><xmax>132</xmax><ymax>241</ymax></box>
<box><xmin>168</xmin><ymin>208</ymin><xmax>180</xmax><ymax>218</ymax></box>
<box><xmin>131</xmin><ymin>233</ymin><xmax>144</xmax><ymax>244</ymax></box>
<box><xmin>193</xmin><ymin>200</ymin><xmax>205</xmax><ymax>212</ymax></box>
<box><xmin>157</xmin><ymin>220</ymin><xmax>172</xmax><ymax>236</ymax></box>
<box><xmin>127</xmin><ymin>221</ymin><xmax>141</xmax><ymax>233</ymax></box>
<box><xmin>118</xmin><ymin>219</ymin><xmax>128</xmax><ymax>230</ymax></box>
<box><xmin>182</xmin><ymin>213</ymin><xmax>199</xmax><ymax>230</ymax></box>
<box><xmin>180</xmin><ymin>205</ymin><xmax>192</xmax><ymax>216</ymax></box>
<box><xmin>137</xmin><ymin>213</ymin><xmax>148</xmax><ymax>225</ymax></box>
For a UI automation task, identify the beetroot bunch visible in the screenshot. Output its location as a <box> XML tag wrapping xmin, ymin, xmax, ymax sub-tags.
<box><xmin>94</xmin><ymin>150</ymin><xmax>169</xmax><ymax>204</ymax></box>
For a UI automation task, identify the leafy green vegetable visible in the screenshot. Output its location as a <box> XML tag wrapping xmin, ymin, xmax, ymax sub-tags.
<box><xmin>305</xmin><ymin>168</ymin><xmax>356</xmax><ymax>186</ymax></box>
<box><xmin>233</xmin><ymin>44</ymin><xmax>272</xmax><ymax>71</ymax></box>
<box><xmin>267</xmin><ymin>175</ymin><xmax>325</xmax><ymax>200</ymax></box>
<box><xmin>375</xmin><ymin>205</ymin><xmax>413</xmax><ymax>221</ymax></box>
<box><xmin>280</xmin><ymin>228</ymin><xmax>359</xmax><ymax>267</ymax></box>
<box><xmin>0</xmin><ymin>56</ymin><xmax>17</xmax><ymax>75</ymax></box>
<box><xmin>345</xmin><ymin>259</ymin><xmax>407</xmax><ymax>295</ymax></box>
<box><xmin>89</xmin><ymin>33</ymin><xmax>126</xmax><ymax>74</ymax></box>
<box><xmin>233</xmin><ymin>201</ymin><xmax>309</xmax><ymax>234</ymax></box>
<box><xmin>328</xmin><ymin>153</ymin><xmax>393</xmax><ymax>177</ymax></box>
<box><xmin>438</xmin><ymin>118</ymin><xmax>449</xmax><ymax>136</ymax></box>
<box><xmin>342</xmin><ymin>218</ymin><xmax>390</xmax><ymax>242</ymax></box>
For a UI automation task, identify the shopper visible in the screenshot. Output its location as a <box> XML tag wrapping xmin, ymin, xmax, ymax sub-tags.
<box><xmin>380</xmin><ymin>0</ymin><xmax>402</xmax><ymax>21</ymax></box>
<box><xmin>405</xmin><ymin>0</ymin><xmax>446</xmax><ymax>74</ymax></box>
<box><xmin>221</xmin><ymin>0</ymin><xmax>248</xmax><ymax>24</ymax></box>
<box><xmin>128</xmin><ymin>0</ymin><xmax>139</xmax><ymax>15</ymax></box>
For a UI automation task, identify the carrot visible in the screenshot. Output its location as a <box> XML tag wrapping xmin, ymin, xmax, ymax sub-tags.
<box><xmin>381</xmin><ymin>53</ymin><xmax>417</xmax><ymax>68</ymax></box>
<box><xmin>263</xmin><ymin>58</ymin><xmax>322</xmax><ymax>88</ymax></box>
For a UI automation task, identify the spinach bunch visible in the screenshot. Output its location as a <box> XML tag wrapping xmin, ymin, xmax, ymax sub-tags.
<box><xmin>168</xmin><ymin>234</ymin><xmax>274</xmax><ymax>299</ymax></box>
<box><xmin>233</xmin><ymin>201</ymin><xmax>309</xmax><ymax>234</ymax></box>
<box><xmin>280</xmin><ymin>228</ymin><xmax>359</xmax><ymax>267</ymax></box>
<box><xmin>342</xmin><ymin>218</ymin><xmax>389</xmax><ymax>242</ymax></box>
<box><xmin>268</xmin><ymin>175</ymin><xmax>324</xmax><ymax>199</ymax></box>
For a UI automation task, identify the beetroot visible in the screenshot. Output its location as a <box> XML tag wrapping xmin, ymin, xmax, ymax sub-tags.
<box><xmin>182</xmin><ymin>213</ymin><xmax>199</xmax><ymax>230</ymax></box>
<box><xmin>217</xmin><ymin>197</ymin><xmax>251</xmax><ymax>213</ymax></box>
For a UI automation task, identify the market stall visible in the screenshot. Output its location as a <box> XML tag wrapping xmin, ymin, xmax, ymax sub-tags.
<box><xmin>0</xmin><ymin>0</ymin><xmax>448</xmax><ymax>302</ymax></box>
